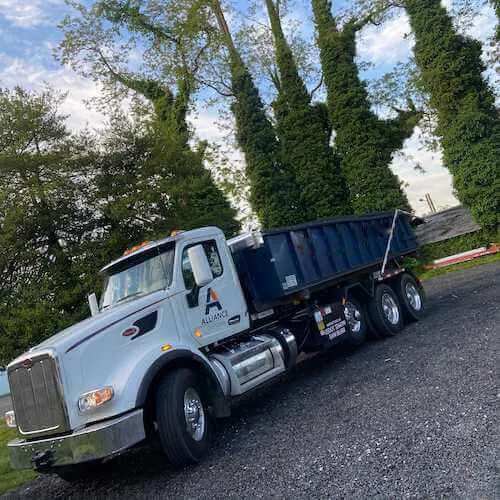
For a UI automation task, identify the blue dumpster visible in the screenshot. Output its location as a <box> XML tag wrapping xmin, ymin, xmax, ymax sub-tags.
<box><xmin>230</xmin><ymin>211</ymin><xmax>418</xmax><ymax>311</ymax></box>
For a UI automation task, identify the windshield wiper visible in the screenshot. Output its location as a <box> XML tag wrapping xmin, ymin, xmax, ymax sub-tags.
<box><xmin>113</xmin><ymin>291</ymin><xmax>147</xmax><ymax>306</ymax></box>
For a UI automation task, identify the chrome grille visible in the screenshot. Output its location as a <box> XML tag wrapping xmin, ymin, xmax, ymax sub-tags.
<box><xmin>8</xmin><ymin>352</ymin><xmax>70</xmax><ymax>438</ymax></box>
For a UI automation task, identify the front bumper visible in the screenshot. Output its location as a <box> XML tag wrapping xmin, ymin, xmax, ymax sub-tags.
<box><xmin>8</xmin><ymin>409</ymin><xmax>145</xmax><ymax>470</ymax></box>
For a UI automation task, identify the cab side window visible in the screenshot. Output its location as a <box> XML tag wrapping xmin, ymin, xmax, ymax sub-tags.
<box><xmin>181</xmin><ymin>240</ymin><xmax>223</xmax><ymax>290</ymax></box>
<box><xmin>204</xmin><ymin>241</ymin><xmax>223</xmax><ymax>278</ymax></box>
<box><xmin>181</xmin><ymin>250</ymin><xmax>196</xmax><ymax>291</ymax></box>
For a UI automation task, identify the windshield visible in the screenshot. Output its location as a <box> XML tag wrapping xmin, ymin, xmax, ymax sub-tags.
<box><xmin>100</xmin><ymin>244</ymin><xmax>175</xmax><ymax>310</ymax></box>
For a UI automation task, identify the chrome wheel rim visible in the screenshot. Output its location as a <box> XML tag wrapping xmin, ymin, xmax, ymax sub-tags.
<box><xmin>344</xmin><ymin>301</ymin><xmax>362</xmax><ymax>334</ymax></box>
<box><xmin>381</xmin><ymin>293</ymin><xmax>400</xmax><ymax>325</ymax></box>
<box><xmin>405</xmin><ymin>282</ymin><xmax>422</xmax><ymax>311</ymax></box>
<box><xmin>184</xmin><ymin>387</ymin><xmax>205</xmax><ymax>441</ymax></box>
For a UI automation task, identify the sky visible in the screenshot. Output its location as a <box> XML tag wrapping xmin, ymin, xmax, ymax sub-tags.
<box><xmin>0</xmin><ymin>0</ymin><xmax>497</xmax><ymax>218</ymax></box>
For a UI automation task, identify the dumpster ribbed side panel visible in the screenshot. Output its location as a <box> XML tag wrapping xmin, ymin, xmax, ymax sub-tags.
<box><xmin>230</xmin><ymin>212</ymin><xmax>418</xmax><ymax>310</ymax></box>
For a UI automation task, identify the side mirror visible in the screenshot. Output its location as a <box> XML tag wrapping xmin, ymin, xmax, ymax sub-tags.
<box><xmin>188</xmin><ymin>245</ymin><xmax>213</xmax><ymax>287</ymax></box>
<box><xmin>88</xmin><ymin>293</ymin><xmax>99</xmax><ymax>317</ymax></box>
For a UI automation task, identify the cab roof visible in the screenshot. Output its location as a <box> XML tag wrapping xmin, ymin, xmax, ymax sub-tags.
<box><xmin>100</xmin><ymin>226</ymin><xmax>223</xmax><ymax>273</ymax></box>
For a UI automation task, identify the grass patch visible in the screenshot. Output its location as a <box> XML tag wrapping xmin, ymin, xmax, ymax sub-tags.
<box><xmin>417</xmin><ymin>251</ymin><xmax>500</xmax><ymax>281</ymax></box>
<box><xmin>0</xmin><ymin>425</ymin><xmax>37</xmax><ymax>495</ymax></box>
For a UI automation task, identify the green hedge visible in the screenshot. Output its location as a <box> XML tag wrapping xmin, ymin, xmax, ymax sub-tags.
<box><xmin>403</xmin><ymin>228</ymin><xmax>498</xmax><ymax>275</ymax></box>
<box><xmin>418</xmin><ymin>229</ymin><xmax>498</xmax><ymax>262</ymax></box>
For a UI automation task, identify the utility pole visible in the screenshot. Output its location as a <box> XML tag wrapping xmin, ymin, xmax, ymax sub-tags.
<box><xmin>425</xmin><ymin>193</ymin><xmax>437</xmax><ymax>213</ymax></box>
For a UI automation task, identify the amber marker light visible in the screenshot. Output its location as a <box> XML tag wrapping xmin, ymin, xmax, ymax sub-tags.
<box><xmin>194</xmin><ymin>328</ymin><xmax>202</xmax><ymax>338</ymax></box>
<box><xmin>170</xmin><ymin>229</ymin><xmax>185</xmax><ymax>237</ymax></box>
<box><xmin>123</xmin><ymin>241</ymin><xmax>150</xmax><ymax>256</ymax></box>
<box><xmin>161</xmin><ymin>343</ymin><xmax>172</xmax><ymax>352</ymax></box>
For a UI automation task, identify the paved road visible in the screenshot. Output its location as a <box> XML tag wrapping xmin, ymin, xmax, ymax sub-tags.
<box><xmin>5</xmin><ymin>263</ymin><xmax>499</xmax><ymax>499</ymax></box>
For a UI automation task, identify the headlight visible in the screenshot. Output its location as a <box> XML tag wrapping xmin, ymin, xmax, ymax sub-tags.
<box><xmin>5</xmin><ymin>410</ymin><xmax>16</xmax><ymax>428</ymax></box>
<box><xmin>78</xmin><ymin>387</ymin><xmax>114</xmax><ymax>413</ymax></box>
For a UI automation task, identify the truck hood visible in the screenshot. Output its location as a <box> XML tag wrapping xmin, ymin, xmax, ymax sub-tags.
<box><xmin>9</xmin><ymin>290</ymin><xmax>169</xmax><ymax>366</ymax></box>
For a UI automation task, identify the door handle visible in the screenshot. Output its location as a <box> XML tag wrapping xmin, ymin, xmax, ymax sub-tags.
<box><xmin>228</xmin><ymin>315</ymin><xmax>241</xmax><ymax>325</ymax></box>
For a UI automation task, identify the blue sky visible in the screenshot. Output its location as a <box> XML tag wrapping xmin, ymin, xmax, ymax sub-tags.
<box><xmin>0</xmin><ymin>0</ymin><xmax>497</xmax><ymax>217</ymax></box>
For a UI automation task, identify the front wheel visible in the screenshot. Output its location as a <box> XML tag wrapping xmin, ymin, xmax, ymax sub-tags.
<box><xmin>367</xmin><ymin>283</ymin><xmax>404</xmax><ymax>337</ymax></box>
<box><xmin>393</xmin><ymin>272</ymin><xmax>426</xmax><ymax>322</ymax></box>
<box><xmin>155</xmin><ymin>368</ymin><xmax>212</xmax><ymax>468</ymax></box>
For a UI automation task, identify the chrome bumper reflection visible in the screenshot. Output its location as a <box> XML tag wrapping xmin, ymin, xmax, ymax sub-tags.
<box><xmin>8</xmin><ymin>409</ymin><xmax>145</xmax><ymax>470</ymax></box>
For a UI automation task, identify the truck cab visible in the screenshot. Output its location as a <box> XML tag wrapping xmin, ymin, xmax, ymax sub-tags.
<box><xmin>6</xmin><ymin>227</ymin><xmax>254</xmax><ymax>474</ymax></box>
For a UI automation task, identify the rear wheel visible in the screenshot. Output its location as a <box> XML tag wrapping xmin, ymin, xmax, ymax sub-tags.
<box><xmin>155</xmin><ymin>368</ymin><xmax>212</xmax><ymax>468</ymax></box>
<box><xmin>367</xmin><ymin>283</ymin><xmax>404</xmax><ymax>337</ymax></box>
<box><xmin>344</xmin><ymin>297</ymin><xmax>367</xmax><ymax>346</ymax></box>
<box><xmin>392</xmin><ymin>273</ymin><xmax>426</xmax><ymax>322</ymax></box>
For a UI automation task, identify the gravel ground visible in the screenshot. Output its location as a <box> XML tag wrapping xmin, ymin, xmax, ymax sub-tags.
<box><xmin>5</xmin><ymin>263</ymin><xmax>499</xmax><ymax>499</ymax></box>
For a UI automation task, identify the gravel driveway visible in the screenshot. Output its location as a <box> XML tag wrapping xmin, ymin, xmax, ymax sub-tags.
<box><xmin>5</xmin><ymin>263</ymin><xmax>498</xmax><ymax>499</ymax></box>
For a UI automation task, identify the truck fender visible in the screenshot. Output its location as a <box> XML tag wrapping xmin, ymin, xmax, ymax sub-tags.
<box><xmin>135</xmin><ymin>349</ymin><xmax>231</xmax><ymax>418</ymax></box>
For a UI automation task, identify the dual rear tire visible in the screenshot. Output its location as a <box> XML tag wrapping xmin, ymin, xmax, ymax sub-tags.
<box><xmin>367</xmin><ymin>273</ymin><xmax>425</xmax><ymax>338</ymax></box>
<box><xmin>367</xmin><ymin>283</ymin><xmax>403</xmax><ymax>337</ymax></box>
<box><xmin>393</xmin><ymin>272</ymin><xmax>426</xmax><ymax>322</ymax></box>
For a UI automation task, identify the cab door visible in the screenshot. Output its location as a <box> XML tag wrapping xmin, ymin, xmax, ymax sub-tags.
<box><xmin>179</xmin><ymin>236</ymin><xmax>249</xmax><ymax>346</ymax></box>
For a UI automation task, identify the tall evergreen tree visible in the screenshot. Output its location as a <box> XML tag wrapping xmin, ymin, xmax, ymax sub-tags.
<box><xmin>265</xmin><ymin>0</ymin><xmax>351</xmax><ymax>220</ymax></box>
<box><xmin>311</xmin><ymin>0</ymin><xmax>419</xmax><ymax>214</ymax></box>
<box><xmin>405</xmin><ymin>0</ymin><xmax>499</xmax><ymax>228</ymax></box>
<box><xmin>210</xmin><ymin>0</ymin><xmax>301</xmax><ymax>228</ymax></box>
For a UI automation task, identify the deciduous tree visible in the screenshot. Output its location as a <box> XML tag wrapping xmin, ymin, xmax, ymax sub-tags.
<box><xmin>0</xmin><ymin>87</ymin><xmax>98</xmax><ymax>363</ymax></box>
<box><xmin>59</xmin><ymin>0</ymin><xmax>239</xmax><ymax>236</ymax></box>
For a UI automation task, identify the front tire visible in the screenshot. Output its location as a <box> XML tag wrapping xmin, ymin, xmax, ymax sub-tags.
<box><xmin>392</xmin><ymin>272</ymin><xmax>426</xmax><ymax>322</ymax></box>
<box><xmin>367</xmin><ymin>283</ymin><xmax>404</xmax><ymax>337</ymax></box>
<box><xmin>155</xmin><ymin>368</ymin><xmax>212</xmax><ymax>468</ymax></box>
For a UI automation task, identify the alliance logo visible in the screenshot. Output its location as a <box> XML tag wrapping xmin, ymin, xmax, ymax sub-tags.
<box><xmin>202</xmin><ymin>288</ymin><xmax>227</xmax><ymax>326</ymax></box>
<box><xmin>205</xmin><ymin>288</ymin><xmax>222</xmax><ymax>315</ymax></box>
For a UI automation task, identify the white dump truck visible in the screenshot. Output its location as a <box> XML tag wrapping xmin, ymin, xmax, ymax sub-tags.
<box><xmin>5</xmin><ymin>212</ymin><xmax>425</xmax><ymax>479</ymax></box>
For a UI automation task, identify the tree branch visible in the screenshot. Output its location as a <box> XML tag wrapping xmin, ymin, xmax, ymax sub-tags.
<box><xmin>94</xmin><ymin>46</ymin><xmax>170</xmax><ymax>103</ymax></box>
<box><xmin>309</xmin><ymin>73</ymin><xmax>324</xmax><ymax>98</ymax></box>
<box><xmin>351</xmin><ymin>1</ymin><xmax>400</xmax><ymax>32</ymax></box>
<box><xmin>193</xmin><ymin>75</ymin><xmax>234</xmax><ymax>97</ymax></box>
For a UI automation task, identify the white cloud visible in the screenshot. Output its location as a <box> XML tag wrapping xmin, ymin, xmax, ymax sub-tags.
<box><xmin>406</xmin><ymin>172</ymin><xmax>458</xmax><ymax>214</ymax></box>
<box><xmin>189</xmin><ymin>110</ymin><xmax>226</xmax><ymax>144</ymax></box>
<box><xmin>467</xmin><ymin>4</ymin><xmax>497</xmax><ymax>43</ymax></box>
<box><xmin>358</xmin><ymin>13</ymin><xmax>414</xmax><ymax>65</ymax></box>
<box><xmin>0</xmin><ymin>0</ymin><xmax>63</xmax><ymax>28</ymax></box>
<box><xmin>0</xmin><ymin>54</ymin><xmax>105</xmax><ymax>130</ymax></box>
<box><xmin>391</xmin><ymin>128</ymin><xmax>459</xmax><ymax>215</ymax></box>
